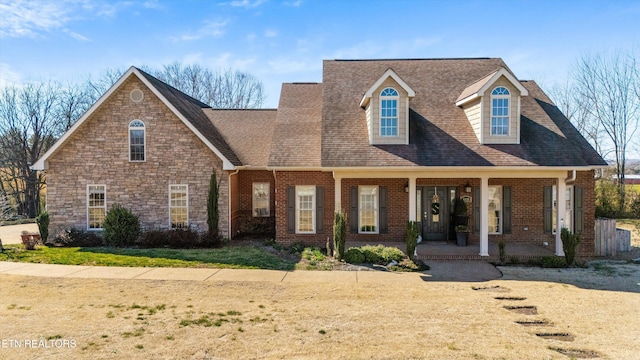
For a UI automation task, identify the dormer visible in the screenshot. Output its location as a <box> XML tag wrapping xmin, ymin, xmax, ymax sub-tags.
<box><xmin>360</xmin><ymin>69</ymin><xmax>415</xmax><ymax>145</ymax></box>
<box><xmin>456</xmin><ymin>67</ymin><xmax>528</xmax><ymax>145</ymax></box>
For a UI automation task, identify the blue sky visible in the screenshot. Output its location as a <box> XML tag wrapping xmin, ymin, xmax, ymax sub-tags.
<box><xmin>1</xmin><ymin>0</ymin><xmax>639</xmax><ymax>109</ymax></box>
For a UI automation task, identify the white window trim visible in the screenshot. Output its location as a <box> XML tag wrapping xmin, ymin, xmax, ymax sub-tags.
<box><xmin>129</xmin><ymin>119</ymin><xmax>146</xmax><ymax>162</ymax></box>
<box><xmin>379</xmin><ymin>87</ymin><xmax>399</xmax><ymax>137</ymax></box>
<box><xmin>252</xmin><ymin>182</ymin><xmax>270</xmax><ymax>217</ymax></box>
<box><xmin>169</xmin><ymin>184</ymin><xmax>189</xmax><ymax>229</ymax></box>
<box><xmin>490</xmin><ymin>87</ymin><xmax>510</xmax><ymax>136</ymax></box>
<box><xmin>488</xmin><ymin>185</ymin><xmax>502</xmax><ymax>235</ymax></box>
<box><xmin>295</xmin><ymin>185</ymin><xmax>316</xmax><ymax>234</ymax></box>
<box><xmin>86</xmin><ymin>184</ymin><xmax>106</xmax><ymax>231</ymax></box>
<box><xmin>552</xmin><ymin>185</ymin><xmax>574</xmax><ymax>234</ymax></box>
<box><xmin>358</xmin><ymin>185</ymin><xmax>379</xmax><ymax>234</ymax></box>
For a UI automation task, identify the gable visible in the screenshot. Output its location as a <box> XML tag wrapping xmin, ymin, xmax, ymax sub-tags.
<box><xmin>32</xmin><ymin>67</ymin><xmax>239</xmax><ymax>171</ymax></box>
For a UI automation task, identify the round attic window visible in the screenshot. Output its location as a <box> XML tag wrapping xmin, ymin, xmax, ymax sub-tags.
<box><xmin>130</xmin><ymin>89</ymin><xmax>144</xmax><ymax>103</ymax></box>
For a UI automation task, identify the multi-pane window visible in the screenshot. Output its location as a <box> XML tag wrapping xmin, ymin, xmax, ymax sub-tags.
<box><xmin>552</xmin><ymin>186</ymin><xmax>573</xmax><ymax>233</ymax></box>
<box><xmin>170</xmin><ymin>184</ymin><xmax>188</xmax><ymax>228</ymax></box>
<box><xmin>252</xmin><ymin>183</ymin><xmax>270</xmax><ymax>217</ymax></box>
<box><xmin>380</xmin><ymin>87</ymin><xmax>398</xmax><ymax>137</ymax></box>
<box><xmin>296</xmin><ymin>186</ymin><xmax>315</xmax><ymax>233</ymax></box>
<box><xmin>87</xmin><ymin>185</ymin><xmax>106</xmax><ymax>230</ymax></box>
<box><xmin>129</xmin><ymin>120</ymin><xmax>145</xmax><ymax>161</ymax></box>
<box><xmin>491</xmin><ymin>87</ymin><xmax>510</xmax><ymax>136</ymax></box>
<box><xmin>488</xmin><ymin>185</ymin><xmax>502</xmax><ymax>234</ymax></box>
<box><xmin>359</xmin><ymin>186</ymin><xmax>378</xmax><ymax>233</ymax></box>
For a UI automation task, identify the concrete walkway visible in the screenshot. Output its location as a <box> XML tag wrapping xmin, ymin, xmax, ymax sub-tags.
<box><xmin>0</xmin><ymin>260</ymin><xmax>502</xmax><ymax>283</ymax></box>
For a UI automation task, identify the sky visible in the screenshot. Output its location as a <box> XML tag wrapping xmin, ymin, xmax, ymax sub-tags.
<box><xmin>0</xmin><ymin>0</ymin><xmax>639</xmax><ymax>111</ymax></box>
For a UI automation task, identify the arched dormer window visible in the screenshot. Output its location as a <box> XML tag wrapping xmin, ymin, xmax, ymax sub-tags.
<box><xmin>490</xmin><ymin>87</ymin><xmax>510</xmax><ymax>136</ymax></box>
<box><xmin>380</xmin><ymin>87</ymin><xmax>398</xmax><ymax>137</ymax></box>
<box><xmin>129</xmin><ymin>120</ymin><xmax>145</xmax><ymax>161</ymax></box>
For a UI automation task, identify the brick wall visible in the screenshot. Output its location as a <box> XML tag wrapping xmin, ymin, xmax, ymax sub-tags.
<box><xmin>45</xmin><ymin>76</ymin><xmax>229</xmax><ymax>237</ymax></box>
<box><xmin>274</xmin><ymin>171</ymin><xmax>334</xmax><ymax>246</ymax></box>
<box><xmin>231</xmin><ymin>170</ymin><xmax>275</xmax><ymax>238</ymax></box>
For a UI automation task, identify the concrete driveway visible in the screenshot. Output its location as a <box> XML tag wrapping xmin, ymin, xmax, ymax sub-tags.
<box><xmin>0</xmin><ymin>223</ymin><xmax>39</xmax><ymax>244</ymax></box>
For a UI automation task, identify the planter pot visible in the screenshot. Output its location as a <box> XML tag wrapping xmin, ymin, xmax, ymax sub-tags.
<box><xmin>456</xmin><ymin>232</ymin><xmax>468</xmax><ymax>246</ymax></box>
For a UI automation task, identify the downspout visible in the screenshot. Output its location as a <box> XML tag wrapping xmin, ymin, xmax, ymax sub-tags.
<box><xmin>565</xmin><ymin>170</ymin><xmax>576</xmax><ymax>183</ymax></box>
<box><xmin>228</xmin><ymin>168</ymin><xmax>240</xmax><ymax>239</ymax></box>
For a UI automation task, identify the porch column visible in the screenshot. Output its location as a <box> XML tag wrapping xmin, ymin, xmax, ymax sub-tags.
<box><xmin>555</xmin><ymin>177</ymin><xmax>566</xmax><ymax>256</ymax></box>
<box><xmin>479</xmin><ymin>177</ymin><xmax>489</xmax><ymax>256</ymax></box>
<box><xmin>333</xmin><ymin>173</ymin><xmax>342</xmax><ymax>213</ymax></box>
<box><xmin>408</xmin><ymin>177</ymin><xmax>417</xmax><ymax>221</ymax></box>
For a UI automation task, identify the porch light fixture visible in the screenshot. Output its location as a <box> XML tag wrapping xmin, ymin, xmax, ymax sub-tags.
<box><xmin>404</xmin><ymin>183</ymin><xmax>409</xmax><ymax>193</ymax></box>
<box><xmin>464</xmin><ymin>182</ymin><xmax>472</xmax><ymax>193</ymax></box>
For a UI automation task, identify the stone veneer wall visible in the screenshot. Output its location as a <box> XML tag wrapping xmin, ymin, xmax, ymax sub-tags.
<box><xmin>45</xmin><ymin>76</ymin><xmax>229</xmax><ymax>237</ymax></box>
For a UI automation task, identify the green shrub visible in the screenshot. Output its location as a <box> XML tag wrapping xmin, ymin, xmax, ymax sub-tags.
<box><xmin>333</xmin><ymin>212</ymin><xmax>346</xmax><ymax>260</ymax></box>
<box><xmin>103</xmin><ymin>204</ymin><xmax>140</xmax><ymax>247</ymax></box>
<box><xmin>302</xmin><ymin>247</ymin><xmax>326</xmax><ymax>262</ymax></box>
<box><xmin>207</xmin><ymin>170</ymin><xmax>219</xmax><ymax>238</ymax></box>
<box><xmin>343</xmin><ymin>248</ymin><xmax>365</xmax><ymax>264</ymax></box>
<box><xmin>541</xmin><ymin>256</ymin><xmax>567</xmax><ymax>268</ymax></box>
<box><xmin>406</xmin><ymin>221</ymin><xmax>419</xmax><ymax>258</ymax></box>
<box><xmin>560</xmin><ymin>227</ymin><xmax>580</xmax><ymax>266</ymax></box>
<box><xmin>36</xmin><ymin>211</ymin><xmax>49</xmax><ymax>243</ymax></box>
<box><xmin>288</xmin><ymin>243</ymin><xmax>305</xmax><ymax>254</ymax></box>
<box><xmin>498</xmin><ymin>241</ymin><xmax>506</xmax><ymax>265</ymax></box>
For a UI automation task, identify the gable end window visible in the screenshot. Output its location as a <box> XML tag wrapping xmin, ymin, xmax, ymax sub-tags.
<box><xmin>380</xmin><ymin>88</ymin><xmax>398</xmax><ymax>137</ymax></box>
<box><xmin>490</xmin><ymin>87</ymin><xmax>510</xmax><ymax>136</ymax></box>
<box><xmin>170</xmin><ymin>184</ymin><xmax>188</xmax><ymax>228</ymax></box>
<box><xmin>129</xmin><ymin>120</ymin><xmax>145</xmax><ymax>162</ymax></box>
<box><xmin>87</xmin><ymin>185</ymin><xmax>106</xmax><ymax>230</ymax></box>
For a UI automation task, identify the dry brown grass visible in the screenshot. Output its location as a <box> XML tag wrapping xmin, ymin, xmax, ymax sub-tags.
<box><xmin>1</xmin><ymin>269</ymin><xmax>639</xmax><ymax>360</ymax></box>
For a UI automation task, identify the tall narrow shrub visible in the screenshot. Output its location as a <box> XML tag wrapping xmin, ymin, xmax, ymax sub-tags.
<box><xmin>207</xmin><ymin>170</ymin><xmax>219</xmax><ymax>238</ymax></box>
<box><xmin>333</xmin><ymin>212</ymin><xmax>346</xmax><ymax>260</ymax></box>
<box><xmin>36</xmin><ymin>211</ymin><xmax>50</xmax><ymax>243</ymax></box>
<box><xmin>561</xmin><ymin>227</ymin><xmax>581</xmax><ymax>266</ymax></box>
<box><xmin>406</xmin><ymin>221</ymin><xmax>419</xmax><ymax>258</ymax></box>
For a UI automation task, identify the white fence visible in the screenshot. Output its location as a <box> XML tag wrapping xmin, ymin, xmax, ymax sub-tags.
<box><xmin>594</xmin><ymin>218</ymin><xmax>632</xmax><ymax>257</ymax></box>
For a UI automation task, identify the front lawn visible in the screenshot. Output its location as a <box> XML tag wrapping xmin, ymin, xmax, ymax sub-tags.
<box><xmin>0</xmin><ymin>244</ymin><xmax>296</xmax><ymax>270</ymax></box>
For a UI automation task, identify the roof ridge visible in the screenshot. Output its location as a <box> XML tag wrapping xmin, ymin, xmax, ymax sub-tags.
<box><xmin>331</xmin><ymin>57</ymin><xmax>495</xmax><ymax>62</ymax></box>
<box><xmin>134</xmin><ymin>67</ymin><xmax>212</xmax><ymax>109</ymax></box>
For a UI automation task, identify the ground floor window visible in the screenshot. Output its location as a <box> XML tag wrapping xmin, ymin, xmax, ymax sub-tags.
<box><xmin>170</xmin><ymin>184</ymin><xmax>188</xmax><ymax>228</ymax></box>
<box><xmin>296</xmin><ymin>186</ymin><xmax>315</xmax><ymax>233</ymax></box>
<box><xmin>252</xmin><ymin>182</ymin><xmax>270</xmax><ymax>217</ymax></box>
<box><xmin>488</xmin><ymin>185</ymin><xmax>502</xmax><ymax>234</ymax></box>
<box><xmin>87</xmin><ymin>185</ymin><xmax>106</xmax><ymax>230</ymax></box>
<box><xmin>359</xmin><ymin>186</ymin><xmax>378</xmax><ymax>233</ymax></box>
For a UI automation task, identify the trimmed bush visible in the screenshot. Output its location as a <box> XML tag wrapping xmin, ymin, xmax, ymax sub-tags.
<box><xmin>137</xmin><ymin>229</ymin><xmax>222</xmax><ymax>249</ymax></box>
<box><xmin>343</xmin><ymin>248</ymin><xmax>365</xmax><ymax>264</ymax></box>
<box><xmin>36</xmin><ymin>211</ymin><xmax>49</xmax><ymax>243</ymax></box>
<box><xmin>560</xmin><ymin>227</ymin><xmax>580</xmax><ymax>266</ymax></box>
<box><xmin>406</xmin><ymin>221</ymin><xmax>419</xmax><ymax>258</ymax></box>
<box><xmin>333</xmin><ymin>212</ymin><xmax>346</xmax><ymax>260</ymax></box>
<box><xmin>103</xmin><ymin>204</ymin><xmax>140</xmax><ymax>247</ymax></box>
<box><xmin>207</xmin><ymin>170</ymin><xmax>219</xmax><ymax>238</ymax></box>
<box><xmin>541</xmin><ymin>256</ymin><xmax>567</xmax><ymax>268</ymax></box>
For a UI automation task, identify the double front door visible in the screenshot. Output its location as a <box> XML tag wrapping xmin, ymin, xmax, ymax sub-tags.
<box><xmin>418</xmin><ymin>186</ymin><xmax>457</xmax><ymax>241</ymax></box>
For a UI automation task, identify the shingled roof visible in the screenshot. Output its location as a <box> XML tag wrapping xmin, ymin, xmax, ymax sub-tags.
<box><xmin>136</xmin><ymin>68</ymin><xmax>242</xmax><ymax>166</ymax></box>
<box><xmin>320</xmin><ymin>58</ymin><xmax>607</xmax><ymax>168</ymax></box>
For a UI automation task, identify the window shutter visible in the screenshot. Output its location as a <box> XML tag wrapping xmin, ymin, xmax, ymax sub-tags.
<box><xmin>379</xmin><ymin>186</ymin><xmax>388</xmax><ymax>234</ymax></box>
<box><xmin>287</xmin><ymin>186</ymin><xmax>295</xmax><ymax>233</ymax></box>
<box><xmin>473</xmin><ymin>187</ymin><xmax>480</xmax><ymax>233</ymax></box>
<box><xmin>574</xmin><ymin>186</ymin><xmax>584</xmax><ymax>234</ymax></box>
<box><xmin>503</xmin><ymin>186</ymin><xmax>512</xmax><ymax>234</ymax></box>
<box><xmin>350</xmin><ymin>186</ymin><xmax>358</xmax><ymax>234</ymax></box>
<box><xmin>543</xmin><ymin>186</ymin><xmax>552</xmax><ymax>234</ymax></box>
<box><xmin>316</xmin><ymin>186</ymin><xmax>324</xmax><ymax>232</ymax></box>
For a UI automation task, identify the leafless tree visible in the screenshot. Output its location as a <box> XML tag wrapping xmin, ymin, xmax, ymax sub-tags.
<box><xmin>154</xmin><ymin>62</ymin><xmax>265</xmax><ymax>109</ymax></box>
<box><xmin>572</xmin><ymin>50</ymin><xmax>640</xmax><ymax>211</ymax></box>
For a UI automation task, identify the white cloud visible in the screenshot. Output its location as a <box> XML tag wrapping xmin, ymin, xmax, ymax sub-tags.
<box><xmin>0</xmin><ymin>0</ymin><xmax>72</xmax><ymax>37</ymax></box>
<box><xmin>264</xmin><ymin>28</ymin><xmax>278</xmax><ymax>37</ymax></box>
<box><xmin>266</xmin><ymin>57</ymin><xmax>320</xmax><ymax>74</ymax></box>
<box><xmin>0</xmin><ymin>63</ymin><xmax>22</xmax><ymax>87</ymax></box>
<box><xmin>173</xmin><ymin>19</ymin><xmax>229</xmax><ymax>41</ymax></box>
<box><xmin>63</xmin><ymin>28</ymin><xmax>90</xmax><ymax>41</ymax></box>
<box><xmin>329</xmin><ymin>41</ymin><xmax>383</xmax><ymax>60</ymax></box>
<box><xmin>224</xmin><ymin>0</ymin><xmax>268</xmax><ymax>9</ymax></box>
